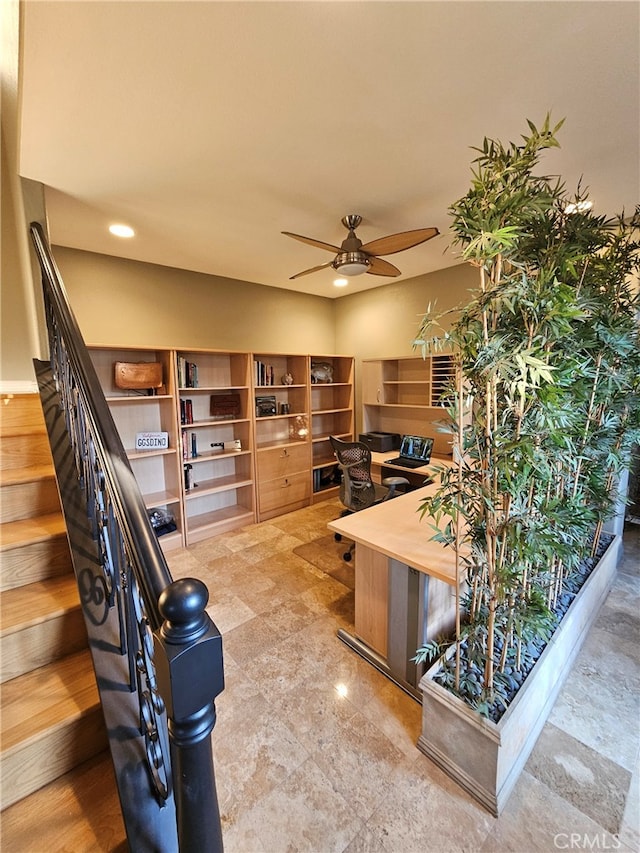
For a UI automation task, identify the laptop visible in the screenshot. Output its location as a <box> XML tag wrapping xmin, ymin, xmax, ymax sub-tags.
<box><xmin>385</xmin><ymin>434</ymin><xmax>434</xmax><ymax>469</ymax></box>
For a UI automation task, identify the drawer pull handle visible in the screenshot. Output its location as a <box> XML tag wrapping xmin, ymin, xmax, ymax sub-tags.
<box><xmin>283</xmin><ymin>479</ymin><xmax>291</xmax><ymax>487</ymax></box>
<box><xmin>281</xmin><ymin>449</ymin><xmax>289</xmax><ymax>457</ymax></box>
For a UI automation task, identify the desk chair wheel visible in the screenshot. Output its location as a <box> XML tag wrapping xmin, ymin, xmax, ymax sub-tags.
<box><xmin>334</xmin><ymin>532</ymin><xmax>342</xmax><ymax>542</ymax></box>
<box><xmin>343</xmin><ymin>549</ymin><xmax>353</xmax><ymax>562</ymax></box>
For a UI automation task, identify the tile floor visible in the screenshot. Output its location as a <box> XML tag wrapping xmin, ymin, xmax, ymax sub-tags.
<box><xmin>166</xmin><ymin>501</ymin><xmax>640</xmax><ymax>853</ymax></box>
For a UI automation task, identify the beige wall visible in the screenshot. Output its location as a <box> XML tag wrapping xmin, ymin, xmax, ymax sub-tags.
<box><xmin>53</xmin><ymin>246</ymin><xmax>337</xmax><ymax>354</ymax></box>
<box><xmin>334</xmin><ymin>263</ymin><xmax>474</xmax><ymax>358</ymax></box>
<box><xmin>53</xmin><ymin>246</ymin><xmax>475</xmax><ymax>437</ymax></box>
<box><xmin>334</xmin><ymin>263</ymin><xmax>476</xmax><ymax>434</ymax></box>
<box><xmin>1</xmin><ymin>0</ymin><xmax>48</xmax><ymax>392</ymax></box>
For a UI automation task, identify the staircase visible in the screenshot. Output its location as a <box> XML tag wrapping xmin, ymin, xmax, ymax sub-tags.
<box><xmin>0</xmin><ymin>393</ymin><xmax>124</xmax><ymax>847</ymax></box>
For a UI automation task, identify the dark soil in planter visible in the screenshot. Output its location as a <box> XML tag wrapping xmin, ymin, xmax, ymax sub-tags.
<box><xmin>433</xmin><ymin>533</ymin><xmax>614</xmax><ymax>723</ymax></box>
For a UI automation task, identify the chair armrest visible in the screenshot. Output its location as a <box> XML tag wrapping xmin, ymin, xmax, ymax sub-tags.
<box><xmin>381</xmin><ymin>475</ymin><xmax>410</xmax><ymax>500</ymax></box>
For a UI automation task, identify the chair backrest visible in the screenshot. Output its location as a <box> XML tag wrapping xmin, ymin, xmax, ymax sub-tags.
<box><xmin>330</xmin><ymin>436</ymin><xmax>377</xmax><ymax>512</ymax></box>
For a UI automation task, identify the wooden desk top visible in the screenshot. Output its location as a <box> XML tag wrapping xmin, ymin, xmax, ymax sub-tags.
<box><xmin>370</xmin><ymin>449</ymin><xmax>439</xmax><ymax>477</ymax></box>
<box><xmin>328</xmin><ymin>473</ymin><xmax>460</xmax><ymax>586</ymax></box>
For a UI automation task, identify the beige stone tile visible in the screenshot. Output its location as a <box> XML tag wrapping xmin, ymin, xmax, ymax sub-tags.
<box><xmin>310</xmin><ymin>710</ymin><xmax>408</xmax><ymax>821</ymax></box>
<box><xmin>481</xmin><ymin>770</ymin><xmax>622</xmax><ymax>852</ymax></box>
<box><xmin>549</xmin><ymin>629</ymin><xmax>640</xmax><ymax>771</ymax></box>
<box><xmin>271</xmin><ymin>682</ymin><xmax>359</xmax><ymax>754</ymax></box>
<box><xmin>224</xmin><ymin>757</ymin><xmax>363</xmax><ymax>853</ymax></box>
<box><xmin>619</xmin><ymin>751</ymin><xmax>640</xmax><ymax>851</ymax></box>
<box><xmin>186</xmin><ymin>536</ymin><xmax>234</xmax><ymax>562</ymax></box>
<box><xmin>163</xmin><ymin>547</ymin><xmax>204</xmax><ymax>578</ymax></box>
<box><xmin>360</xmin><ymin>677</ymin><xmax>423</xmax><ymax>759</ymax></box>
<box><xmin>212</xmin><ymin>688</ymin><xmax>310</xmax><ymax>827</ymax></box>
<box><xmin>205</xmin><ymin>589</ymin><xmax>256</xmax><ymax>634</ymax></box>
<box><xmin>525</xmin><ymin>723</ymin><xmax>631</xmax><ymax>835</ymax></box>
<box><xmin>222</xmin><ymin>613</ymin><xmax>286</xmax><ymax>667</ymax></box>
<box><xmin>361</xmin><ymin>752</ymin><xmax>494</xmax><ymax>852</ymax></box>
<box><xmin>298</xmin><ymin>577</ymin><xmax>355</xmax><ymax>628</ymax></box>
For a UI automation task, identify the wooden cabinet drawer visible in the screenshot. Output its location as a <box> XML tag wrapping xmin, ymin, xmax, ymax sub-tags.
<box><xmin>257</xmin><ymin>443</ymin><xmax>309</xmax><ymax>481</ymax></box>
<box><xmin>258</xmin><ymin>470</ymin><xmax>311</xmax><ymax>514</ymax></box>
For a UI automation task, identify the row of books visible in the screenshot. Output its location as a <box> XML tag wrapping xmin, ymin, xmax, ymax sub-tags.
<box><xmin>254</xmin><ymin>360</ymin><xmax>276</xmax><ymax>386</ymax></box>
<box><xmin>181</xmin><ymin>430</ymin><xmax>199</xmax><ymax>460</ymax></box>
<box><xmin>177</xmin><ymin>357</ymin><xmax>199</xmax><ymax>388</ymax></box>
<box><xmin>180</xmin><ymin>399</ymin><xmax>194</xmax><ymax>425</ymax></box>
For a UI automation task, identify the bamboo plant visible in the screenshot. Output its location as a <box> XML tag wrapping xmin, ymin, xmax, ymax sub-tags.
<box><xmin>414</xmin><ymin>117</ymin><xmax>640</xmax><ymax>718</ymax></box>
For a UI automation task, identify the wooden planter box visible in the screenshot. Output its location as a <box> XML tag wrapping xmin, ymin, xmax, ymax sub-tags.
<box><xmin>417</xmin><ymin>534</ymin><xmax>622</xmax><ymax>816</ymax></box>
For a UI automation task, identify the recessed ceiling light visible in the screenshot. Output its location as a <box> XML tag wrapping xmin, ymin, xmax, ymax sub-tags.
<box><xmin>564</xmin><ymin>200</ymin><xmax>593</xmax><ymax>215</ymax></box>
<box><xmin>109</xmin><ymin>223</ymin><xmax>135</xmax><ymax>238</ymax></box>
<box><xmin>333</xmin><ymin>278</ymin><xmax>348</xmax><ymax>288</ymax></box>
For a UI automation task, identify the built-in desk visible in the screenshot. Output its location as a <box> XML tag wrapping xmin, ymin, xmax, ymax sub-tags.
<box><xmin>328</xmin><ymin>473</ymin><xmax>460</xmax><ymax>700</ymax></box>
<box><xmin>370</xmin><ymin>450</ymin><xmax>451</xmax><ymax>489</ymax></box>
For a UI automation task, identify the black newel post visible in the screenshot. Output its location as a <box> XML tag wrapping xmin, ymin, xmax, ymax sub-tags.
<box><xmin>154</xmin><ymin>578</ymin><xmax>225</xmax><ymax>852</ymax></box>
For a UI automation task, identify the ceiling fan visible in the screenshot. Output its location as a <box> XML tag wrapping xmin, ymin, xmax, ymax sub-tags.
<box><xmin>282</xmin><ymin>214</ymin><xmax>439</xmax><ymax>280</ymax></box>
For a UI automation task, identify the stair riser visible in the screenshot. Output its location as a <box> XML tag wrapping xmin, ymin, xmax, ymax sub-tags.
<box><xmin>0</xmin><ymin>434</ymin><xmax>52</xmax><ymax>470</ymax></box>
<box><xmin>0</xmin><ymin>710</ymin><xmax>107</xmax><ymax>810</ymax></box>
<box><xmin>0</xmin><ymin>479</ymin><xmax>60</xmax><ymax>523</ymax></box>
<box><xmin>0</xmin><ymin>537</ymin><xmax>72</xmax><ymax>592</ymax></box>
<box><xmin>1</xmin><ymin>610</ymin><xmax>87</xmax><ymax>683</ymax></box>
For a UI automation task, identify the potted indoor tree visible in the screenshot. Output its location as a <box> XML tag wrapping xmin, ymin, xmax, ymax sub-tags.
<box><xmin>413</xmin><ymin>116</ymin><xmax>640</xmax><ymax>815</ymax></box>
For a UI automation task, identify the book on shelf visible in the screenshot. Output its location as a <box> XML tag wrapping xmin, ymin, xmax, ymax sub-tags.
<box><xmin>177</xmin><ymin>356</ymin><xmax>199</xmax><ymax>389</ymax></box>
<box><xmin>180</xmin><ymin>398</ymin><xmax>193</xmax><ymax>425</ymax></box>
<box><xmin>254</xmin><ymin>360</ymin><xmax>275</xmax><ymax>386</ymax></box>
<box><xmin>181</xmin><ymin>429</ymin><xmax>199</xmax><ymax>460</ymax></box>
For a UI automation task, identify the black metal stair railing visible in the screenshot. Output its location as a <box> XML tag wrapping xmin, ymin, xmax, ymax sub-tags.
<box><xmin>29</xmin><ymin>222</ymin><xmax>224</xmax><ymax>852</ymax></box>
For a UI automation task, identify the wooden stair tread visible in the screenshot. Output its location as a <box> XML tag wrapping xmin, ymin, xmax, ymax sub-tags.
<box><xmin>1</xmin><ymin>649</ymin><xmax>99</xmax><ymax>753</ymax></box>
<box><xmin>0</xmin><ymin>574</ymin><xmax>80</xmax><ymax>635</ymax></box>
<box><xmin>0</xmin><ymin>749</ymin><xmax>126</xmax><ymax>851</ymax></box>
<box><xmin>0</xmin><ymin>464</ymin><xmax>55</xmax><ymax>487</ymax></box>
<box><xmin>0</xmin><ymin>511</ymin><xmax>67</xmax><ymax>550</ymax></box>
<box><xmin>0</xmin><ymin>424</ymin><xmax>47</xmax><ymax>438</ymax></box>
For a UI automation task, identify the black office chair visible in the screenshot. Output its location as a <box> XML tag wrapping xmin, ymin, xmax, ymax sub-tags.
<box><xmin>330</xmin><ymin>436</ymin><xmax>409</xmax><ymax>561</ymax></box>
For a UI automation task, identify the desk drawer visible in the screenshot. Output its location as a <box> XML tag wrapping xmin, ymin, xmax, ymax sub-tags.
<box><xmin>257</xmin><ymin>443</ymin><xmax>309</xmax><ymax>481</ymax></box>
<box><xmin>258</xmin><ymin>470</ymin><xmax>310</xmax><ymax>514</ymax></box>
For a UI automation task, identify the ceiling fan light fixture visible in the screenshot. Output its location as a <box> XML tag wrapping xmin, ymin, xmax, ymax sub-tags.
<box><xmin>333</xmin><ymin>252</ymin><xmax>370</xmax><ymax>276</ymax></box>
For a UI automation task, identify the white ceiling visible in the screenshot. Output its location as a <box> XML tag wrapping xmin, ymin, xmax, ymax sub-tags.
<box><xmin>19</xmin><ymin>1</ymin><xmax>640</xmax><ymax>299</ymax></box>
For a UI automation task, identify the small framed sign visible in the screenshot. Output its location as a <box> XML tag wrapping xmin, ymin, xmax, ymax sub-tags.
<box><xmin>135</xmin><ymin>432</ymin><xmax>169</xmax><ymax>451</ymax></box>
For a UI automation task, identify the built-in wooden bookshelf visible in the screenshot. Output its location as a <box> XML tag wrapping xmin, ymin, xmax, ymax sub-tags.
<box><xmin>362</xmin><ymin>354</ymin><xmax>455</xmax><ymax>458</ymax></box>
<box><xmin>88</xmin><ymin>346</ymin><xmax>184</xmax><ymax>551</ymax></box>
<box><xmin>252</xmin><ymin>353</ymin><xmax>311</xmax><ymax>521</ymax></box>
<box><xmin>309</xmin><ymin>355</ymin><xmax>354</xmax><ymax>502</ymax></box>
<box><xmin>177</xmin><ymin>349</ymin><xmax>255</xmax><ymax>543</ymax></box>
<box><xmin>89</xmin><ymin>346</ymin><xmax>355</xmax><ymax>539</ymax></box>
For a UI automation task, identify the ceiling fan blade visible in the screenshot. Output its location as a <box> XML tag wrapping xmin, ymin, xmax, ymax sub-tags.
<box><xmin>366</xmin><ymin>257</ymin><xmax>401</xmax><ymax>277</ymax></box>
<box><xmin>289</xmin><ymin>261</ymin><xmax>335</xmax><ymax>280</ymax></box>
<box><xmin>361</xmin><ymin>227</ymin><xmax>439</xmax><ymax>257</ymax></box>
<box><xmin>282</xmin><ymin>231</ymin><xmax>341</xmax><ymax>254</ymax></box>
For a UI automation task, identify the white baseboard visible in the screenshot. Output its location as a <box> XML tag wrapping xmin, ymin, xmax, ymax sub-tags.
<box><xmin>0</xmin><ymin>380</ymin><xmax>40</xmax><ymax>395</ymax></box>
